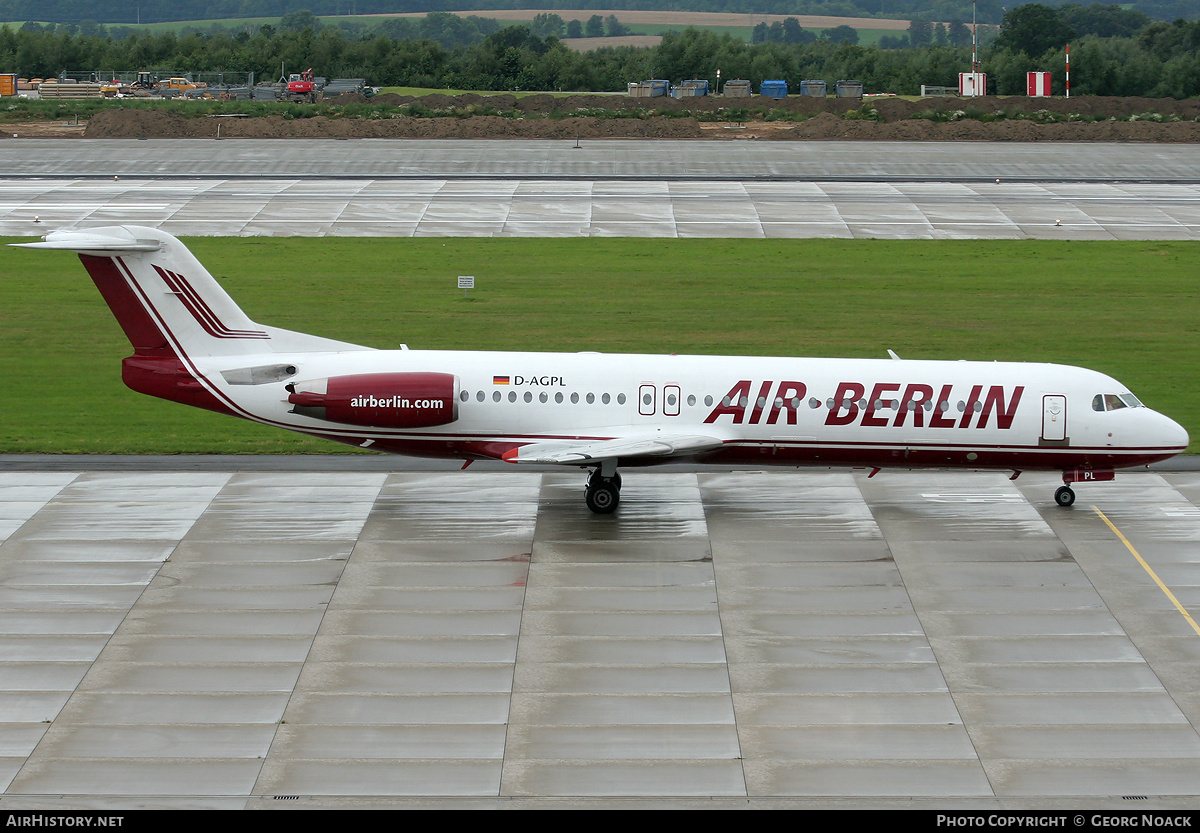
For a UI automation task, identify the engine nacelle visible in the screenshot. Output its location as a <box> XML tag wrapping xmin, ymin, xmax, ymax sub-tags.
<box><xmin>287</xmin><ymin>372</ymin><xmax>458</xmax><ymax>428</ymax></box>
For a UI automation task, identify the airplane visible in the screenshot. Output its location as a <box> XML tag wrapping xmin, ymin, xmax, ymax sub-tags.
<box><xmin>14</xmin><ymin>225</ymin><xmax>1189</xmax><ymax>513</ymax></box>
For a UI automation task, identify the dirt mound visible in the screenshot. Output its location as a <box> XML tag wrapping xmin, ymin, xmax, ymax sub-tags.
<box><xmin>85</xmin><ymin>108</ymin><xmax>212</xmax><ymax>138</ymax></box>
<box><xmin>83</xmin><ymin>111</ymin><xmax>704</xmax><ymax>140</ymax></box>
<box><xmin>78</xmin><ymin>94</ymin><xmax>1200</xmax><ymax>142</ymax></box>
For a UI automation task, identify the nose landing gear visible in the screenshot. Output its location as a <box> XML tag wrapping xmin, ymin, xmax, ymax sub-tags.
<box><xmin>1055</xmin><ymin>468</ymin><xmax>1115</xmax><ymax>507</ymax></box>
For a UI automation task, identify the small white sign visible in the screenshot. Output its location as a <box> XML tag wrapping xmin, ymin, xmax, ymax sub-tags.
<box><xmin>458</xmin><ymin>275</ymin><xmax>475</xmax><ymax>289</ymax></box>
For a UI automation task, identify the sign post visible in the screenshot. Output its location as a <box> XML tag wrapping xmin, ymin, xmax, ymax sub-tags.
<box><xmin>458</xmin><ymin>275</ymin><xmax>475</xmax><ymax>300</ymax></box>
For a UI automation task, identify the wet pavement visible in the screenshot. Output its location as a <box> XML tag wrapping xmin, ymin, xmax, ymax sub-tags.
<box><xmin>2</xmin><ymin>467</ymin><xmax>1200</xmax><ymax>807</ymax></box>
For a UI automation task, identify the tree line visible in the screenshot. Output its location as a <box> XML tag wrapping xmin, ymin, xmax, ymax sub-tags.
<box><xmin>2</xmin><ymin>5</ymin><xmax>1198</xmax><ymax>98</ymax></box>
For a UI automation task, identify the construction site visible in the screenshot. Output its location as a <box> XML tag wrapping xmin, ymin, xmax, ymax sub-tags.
<box><xmin>7</xmin><ymin>70</ymin><xmax>370</xmax><ymax>101</ymax></box>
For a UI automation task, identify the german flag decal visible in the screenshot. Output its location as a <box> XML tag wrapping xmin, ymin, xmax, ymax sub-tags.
<box><xmin>493</xmin><ymin>375</ymin><xmax>510</xmax><ymax>385</ymax></box>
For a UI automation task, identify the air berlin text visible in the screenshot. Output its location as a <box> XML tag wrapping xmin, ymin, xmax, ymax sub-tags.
<box><xmin>351</xmin><ymin>396</ymin><xmax>444</xmax><ymax>410</ymax></box>
<box><xmin>704</xmin><ymin>381</ymin><xmax>1024</xmax><ymax>430</ymax></box>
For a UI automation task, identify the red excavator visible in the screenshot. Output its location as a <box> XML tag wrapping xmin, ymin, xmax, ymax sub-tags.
<box><xmin>284</xmin><ymin>68</ymin><xmax>317</xmax><ymax>103</ymax></box>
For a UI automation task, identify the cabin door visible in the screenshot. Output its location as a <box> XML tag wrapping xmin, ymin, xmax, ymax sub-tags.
<box><xmin>1042</xmin><ymin>395</ymin><xmax>1067</xmax><ymax>442</ymax></box>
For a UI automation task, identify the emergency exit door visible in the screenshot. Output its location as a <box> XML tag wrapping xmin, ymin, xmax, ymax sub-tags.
<box><xmin>639</xmin><ymin>384</ymin><xmax>656</xmax><ymax>416</ymax></box>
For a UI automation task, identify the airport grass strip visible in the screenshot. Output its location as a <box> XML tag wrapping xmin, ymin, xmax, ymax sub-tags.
<box><xmin>2</xmin><ymin>237</ymin><xmax>1195</xmax><ymax>454</ymax></box>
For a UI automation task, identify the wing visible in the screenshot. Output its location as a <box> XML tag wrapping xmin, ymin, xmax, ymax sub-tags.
<box><xmin>500</xmin><ymin>432</ymin><xmax>726</xmax><ymax>465</ymax></box>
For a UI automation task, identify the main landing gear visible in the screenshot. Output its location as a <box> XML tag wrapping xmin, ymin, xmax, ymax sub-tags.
<box><xmin>585</xmin><ymin>466</ymin><xmax>622</xmax><ymax>514</ymax></box>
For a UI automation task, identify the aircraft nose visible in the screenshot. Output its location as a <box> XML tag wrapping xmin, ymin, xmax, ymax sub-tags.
<box><xmin>1154</xmin><ymin>410</ymin><xmax>1189</xmax><ymax>452</ymax></box>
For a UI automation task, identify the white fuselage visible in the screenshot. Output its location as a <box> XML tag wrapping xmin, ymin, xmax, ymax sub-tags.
<box><xmin>194</xmin><ymin>348</ymin><xmax>1188</xmax><ymax>471</ymax></box>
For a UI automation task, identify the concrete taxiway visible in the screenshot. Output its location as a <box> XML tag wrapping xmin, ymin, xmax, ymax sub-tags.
<box><xmin>3</xmin><ymin>465</ymin><xmax>1200</xmax><ymax>807</ymax></box>
<box><xmin>1</xmin><ymin>140</ymin><xmax>1197</xmax><ymax>240</ymax></box>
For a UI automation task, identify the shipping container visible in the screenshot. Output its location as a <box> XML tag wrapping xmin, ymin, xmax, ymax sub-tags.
<box><xmin>723</xmin><ymin>79</ymin><xmax>752</xmax><ymax>97</ymax></box>
<box><xmin>760</xmin><ymin>80</ymin><xmax>788</xmax><ymax>98</ymax></box>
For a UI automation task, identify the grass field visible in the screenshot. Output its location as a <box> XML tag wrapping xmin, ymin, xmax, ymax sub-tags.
<box><xmin>2</xmin><ymin>237</ymin><xmax>1196</xmax><ymax>455</ymax></box>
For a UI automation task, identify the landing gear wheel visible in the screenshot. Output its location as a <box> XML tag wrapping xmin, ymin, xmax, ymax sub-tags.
<box><xmin>586</xmin><ymin>480</ymin><xmax>619</xmax><ymax>514</ymax></box>
<box><xmin>1055</xmin><ymin>486</ymin><xmax>1076</xmax><ymax>507</ymax></box>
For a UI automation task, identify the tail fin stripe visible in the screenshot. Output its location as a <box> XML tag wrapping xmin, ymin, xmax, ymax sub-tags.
<box><xmin>160</xmin><ymin>266</ymin><xmax>269</xmax><ymax>339</ymax></box>
<box><xmin>153</xmin><ymin>265</ymin><xmax>270</xmax><ymax>339</ymax></box>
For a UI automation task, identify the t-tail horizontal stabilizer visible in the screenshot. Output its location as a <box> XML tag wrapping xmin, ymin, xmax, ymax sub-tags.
<box><xmin>13</xmin><ymin>225</ymin><xmax>371</xmax><ymax>358</ymax></box>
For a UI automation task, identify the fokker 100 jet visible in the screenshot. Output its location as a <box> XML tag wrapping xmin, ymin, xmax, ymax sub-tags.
<box><xmin>16</xmin><ymin>226</ymin><xmax>1189</xmax><ymax>513</ymax></box>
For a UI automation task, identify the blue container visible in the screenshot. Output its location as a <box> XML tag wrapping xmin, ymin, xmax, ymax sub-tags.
<box><xmin>683</xmin><ymin>79</ymin><xmax>710</xmax><ymax>96</ymax></box>
<box><xmin>760</xmin><ymin>80</ymin><xmax>788</xmax><ymax>98</ymax></box>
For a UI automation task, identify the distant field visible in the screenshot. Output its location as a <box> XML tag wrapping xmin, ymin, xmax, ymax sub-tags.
<box><xmin>2</xmin><ymin>237</ymin><xmax>1196</xmax><ymax>455</ymax></box>
<box><xmin>614</xmin><ymin>22</ymin><xmax>897</xmax><ymax>46</ymax></box>
<box><xmin>562</xmin><ymin>35</ymin><xmax>662</xmax><ymax>52</ymax></box>
<box><xmin>378</xmin><ymin>9</ymin><xmax>915</xmax><ymax>31</ymax></box>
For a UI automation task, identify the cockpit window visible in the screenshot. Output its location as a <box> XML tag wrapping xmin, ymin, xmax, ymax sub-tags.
<box><xmin>1094</xmin><ymin>393</ymin><xmax>1144</xmax><ymax>412</ymax></box>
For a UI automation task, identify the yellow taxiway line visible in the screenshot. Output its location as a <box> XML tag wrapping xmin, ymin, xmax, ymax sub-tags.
<box><xmin>1093</xmin><ymin>505</ymin><xmax>1200</xmax><ymax>637</ymax></box>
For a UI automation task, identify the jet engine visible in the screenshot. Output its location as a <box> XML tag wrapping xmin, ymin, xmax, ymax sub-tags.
<box><xmin>287</xmin><ymin>372</ymin><xmax>458</xmax><ymax>428</ymax></box>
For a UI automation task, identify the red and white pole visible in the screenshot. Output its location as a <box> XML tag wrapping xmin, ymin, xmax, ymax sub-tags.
<box><xmin>1065</xmin><ymin>44</ymin><xmax>1070</xmax><ymax>98</ymax></box>
<box><xmin>971</xmin><ymin>0</ymin><xmax>979</xmax><ymax>72</ymax></box>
